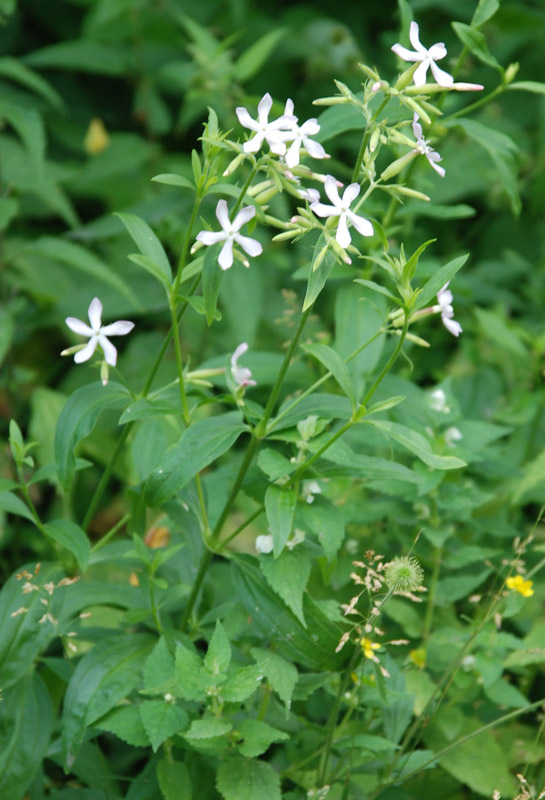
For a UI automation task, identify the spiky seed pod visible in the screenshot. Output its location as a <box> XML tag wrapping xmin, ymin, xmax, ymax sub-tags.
<box><xmin>384</xmin><ymin>556</ymin><xmax>424</xmax><ymax>593</ymax></box>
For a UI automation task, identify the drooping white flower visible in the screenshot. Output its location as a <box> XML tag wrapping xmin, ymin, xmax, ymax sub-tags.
<box><xmin>231</xmin><ymin>342</ymin><xmax>256</xmax><ymax>388</ymax></box>
<box><xmin>412</xmin><ymin>114</ymin><xmax>445</xmax><ymax>177</ymax></box>
<box><xmin>434</xmin><ymin>282</ymin><xmax>462</xmax><ymax>337</ymax></box>
<box><xmin>392</xmin><ymin>21</ymin><xmax>454</xmax><ymax>88</ymax></box>
<box><xmin>302</xmin><ymin>480</ymin><xmax>321</xmax><ymax>504</ymax></box>
<box><xmin>429</xmin><ymin>388</ymin><xmax>450</xmax><ymax>414</ymax></box>
<box><xmin>310</xmin><ymin>175</ymin><xmax>373</xmax><ymax>249</ymax></box>
<box><xmin>64</xmin><ymin>297</ymin><xmax>134</xmax><ymax>367</ymax></box>
<box><xmin>282</xmin><ymin>99</ymin><xmax>327</xmax><ymax>168</ymax></box>
<box><xmin>236</xmin><ymin>92</ymin><xmax>296</xmax><ymax>155</ymax></box>
<box><xmin>255</xmin><ymin>534</ymin><xmax>274</xmax><ymax>554</ymax></box>
<box><xmin>298</xmin><ymin>187</ymin><xmax>321</xmax><ymax>205</ymax></box>
<box><xmin>196</xmin><ymin>199</ymin><xmax>262</xmax><ymax>270</ymax></box>
<box><xmin>444</xmin><ymin>426</ymin><xmax>463</xmax><ymax>447</ymax></box>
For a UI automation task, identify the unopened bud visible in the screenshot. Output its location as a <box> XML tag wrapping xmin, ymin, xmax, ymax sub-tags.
<box><xmin>100</xmin><ymin>361</ymin><xmax>109</xmax><ymax>387</ymax></box>
<box><xmin>504</xmin><ymin>62</ymin><xmax>519</xmax><ymax>85</ymax></box>
<box><xmin>222</xmin><ymin>153</ymin><xmax>245</xmax><ymax>177</ymax></box>
<box><xmin>380</xmin><ymin>151</ymin><xmax>417</xmax><ymax>181</ymax></box>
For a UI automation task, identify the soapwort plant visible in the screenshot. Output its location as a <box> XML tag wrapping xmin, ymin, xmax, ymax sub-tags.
<box><xmin>2</xmin><ymin>7</ymin><xmax>545</xmax><ymax>800</ymax></box>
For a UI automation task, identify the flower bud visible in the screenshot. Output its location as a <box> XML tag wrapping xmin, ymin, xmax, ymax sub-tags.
<box><xmin>503</xmin><ymin>62</ymin><xmax>519</xmax><ymax>85</ymax></box>
<box><xmin>380</xmin><ymin>151</ymin><xmax>417</xmax><ymax>182</ymax></box>
<box><xmin>222</xmin><ymin>153</ymin><xmax>245</xmax><ymax>177</ymax></box>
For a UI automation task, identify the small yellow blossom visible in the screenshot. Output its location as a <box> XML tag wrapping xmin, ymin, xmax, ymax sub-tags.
<box><xmin>506</xmin><ymin>575</ymin><xmax>534</xmax><ymax>598</ymax></box>
<box><xmin>84</xmin><ymin>118</ymin><xmax>110</xmax><ymax>155</ymax></box>
<box><xmin>409</xmin><ymin>648</ymin><xmax>426</xmax><ymax>668</ymax></box>
<box><xmin>360</xmin><ymin>638</ymin><xmax>380</xmax><ymax>660</ymax></box>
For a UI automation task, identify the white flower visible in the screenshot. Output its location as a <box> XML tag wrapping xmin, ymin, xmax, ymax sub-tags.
<box><xmin>445</xmin><ymin>426</ymin><xmax>463</xmax><ymax>447</ymax></box>
<box><xmin>392</xmin><ymin>21</ymin><xmax>453</xmax><ymax>88</ymax></box>
<box><xmin>231</xmin><ymin>342</ymin><xmax>256</xmax><ymax>388</ymax></box>
<box><xmin>255</xmin><ymin>534</ymin><xmax>274</xmax><ymax>554</ymax></box>
<box><xmin>196</xmin><ymin>199</ymin><xmax>262</xmax><ymax>270</ymax></box>
<box><xmin>302</xmin><ymin>480</ymin><xmax>321</xmax><ymax>504</ymax></box>
<box><xmin>298</xmin><ymin>187</ymin><xmax>321</xmax><ymax>204</ymax></box>
<box><xmin>412</xmin><ymin>114</ymin><xmax>445</xmax><ymax>177</ymax></box>
<box><xmin>310</xmin><ymin>175</ymin><xmax>373</xmax><ymax>249</ymax></box>
<box><xmin>286</xmin><ymin>528</ymin><xmax>305</xmax><ymax>549</ymax></box>
<box><xmin>236</xmin><ymin>92</ymin><xmax>295</xmax><ymax>155</ymax></box>
<box><xmin>282</xmin><ymin>99</ymin><xmax>327</xmax><ymax>168</ymax></box>
<box><xmin>429</xmin><ymin>388</ymin><xmax>450</xmax><ymax>414</ymax></box>
<box><xmin>64</xmin><ymin>297</ymin><xmax>134</xmax><ymax>367</ymax></box>
<box><xmin>434</xmin><ymin>281</ymin><xmax>462</xmax><ymax>337</ymax></box>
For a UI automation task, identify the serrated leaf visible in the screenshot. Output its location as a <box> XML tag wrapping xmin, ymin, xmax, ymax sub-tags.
<box><xmin>302</xmin><ymin>342</ymin><xmax>357</xmax><ymax>410</ymax></box>
<box><xmin>264</xmin><ymin>485</ymin><xmax>297</xmax><ymax>558</ymax></box>
<box><xmin>175</xmin><ymin>645</ymin><xmax>207</xmax><ymax>700</ymax></box>
<box><xmin>95</xmin><ymin>705</ymin><xmax>150</xmax><ymax>747</ymax></box>
<box><xmin>204</xmin><ymin>620</ymin><xmax>231</xmax><ymax>676</ymax></box>
<box><xmin>140</xmin><ymin>700</ymin><xmax>189</xmax><ymax>751</ymax></box>
<box><xmin>43</xmin><ymin>519</ymin><xmax>90</xmax><ymax>571</ymax></box>
<box><xmin>452</xmin><ymin>22</ymin><xmax>501</xmax><ymax>69</ymax></box>
<box><xmin>260</xmin><ymin>549</ymin><xmax>311</xmax><ymax>626</ymax></box>
<box><xmin>216</xmin><ymin>757</ymin><xmax>280</xmax><ymax>800</ymax></box>
<box><xmin>250</xmin><ymin>648</ymin><xmax>298</xmax><ymax>710</ymax></box>
<box><xmin>235</xmin><ymin>28</ymin><xmax>287</xmax><ymax>81</ymax></box>
<box><xmin>236</xmin><ymin>720</ymin><xmax>289</xmax><ymax>757</ymax></box>
<box><xmin>414</xmin><ymin>254</ymin><xmax>469</xmax><ymax>311</ymax></box>
<box><xmin>367</xmin><ymin>420</ymin><xmax>466</xmax><ymax>470</ymax></box>
<box><xmin>185</xmin><ymin>717</ymin><xmax>232</xmax><ymax>740</ymax></box>
<box><xmin>144</xmin><ymin>637</ymin><xmax>175</xmax><ymax>693</ymax></box>
<box><xmin>221</xmin><ymin>665</ymin><xmax>262</xmax><ymax>703</ymax></box>
<box><xmin>300</xmin><ymin>497</ymin><xmax>345</xmax><ymax>562</ymax></box>
<box><xmin>157</xmin><ymin>759</ymin><xmax>192</xmax><ymax>800</ymax></box>
<box><xmin>143</xmin><ymin>413</ymin><xmax>247</xmax><ymax>507</ymax></box>
<box><xmin>54</xmin><ymin>382</ymin><xmax>130</xmax><ymax>490</ymax></box>
<box><xmin>116</xmin><ymin>212</ymin><xmax>172</xmax><ymax>283</ymax></box>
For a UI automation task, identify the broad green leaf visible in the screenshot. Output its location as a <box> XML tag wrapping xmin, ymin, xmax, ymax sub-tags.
<box><xmin>0</xmin><ymin>673</ymin><xmax>53</xmax><ymax>800</ymax></box>
<box><xmin>507</xmin><ymin>81</ymin><xmax>545</xmax><ymax>95</ymax></box>
<box><xmin>143</xmin><ymin>413</ymin><xmax>247</xmax><ymax>507</ymax></box>
<box><xmin>128</xmin><ymin>254</ymin><xmax>171</xmax><ymax>291</ymax></box>
<box><xmin>144</xmin><ymin>636</ymin><xmax>175</xmax><ymax>693</ymax></box>
<box><xmin>140</xmin><ymin>700</ymin><xmax>189</xmax><ymax>751</ymax></box>
<box><xmin>43</xmin><ymin>519</ymin><xmax>90</xmax><ymax>571</ymax></box>
<box><xmin>302</xmin><ymin>342</ymin><xmax>357</xmax><ymax>410</ymax></box>
<box><xmin>201</xmin><ymin>243</ymin><xmax>223</xmax><ymax>326</ymax></box>
<box><xmin>511</xmin><ymin>448</ymin><xmax>545</xmax><ymax>504</ymax></box>
<box><xmin>257</xmin><ymin>448</ymin><xmax>294</xmax><ymax>481</ymax></box>
<box><xmin>264</xmin><ymin>485</ymin><xmax>297</xmax><ymax>558</ymax></box>
<box><xmin>451</xmin><ymin>22</ymin><xmax>501</xmax><ymax>69</ymax></box>
<box><xmin>221</xmin><ymin>665</ymin><xmax>262</xmax><ymax>702</ymax></box>
<box><xmin>474</xmin><ymin>307</ymin><xmax>529</xmax><ymax>360</ymax></box>
<box><xmin>181</xmin><ymin>294</ymin><xmax>221</xmax><ymax>321</ymax></box>
<box><xmin>157</xmin><ymin>760</ymin><xmax>192</xmax><ymax>800</ymax></box>
<box><xmin>303</xmin><ymin>239</ymin><xmax>336</xmax><ymax>311</ymax></box>
<box><xmin>270</xmin><ymin>393</ymin><xmax>352</xmax><ymax>432</ymax></box>
<box><xmin>471</xmin><ymin>0</ymin><xmax>500</xmax><ymax>28</ymax></box>
<box><xmin>204</xmin><ymin>620</ymin><xmax>231</xmax><ymax>675</ymax></box>
<box><xmin>316</xmin><ymin>104</ymin><xmax>366</xmax><ymax>143</ymax></box>
<box><xmin>250</xmin><ymin>648</ymin><xmax>298</xmax><ymax>710</ymax></box>
<box><xmin>185</xmin><ymin>717</ymin><xmax>232</xmax><ymax>740</ymax></box>
<box><xmin>116</xmin><ymin>212</ymin><xmax>172</xmax><ymax>283</ymax></box>
<box><xmin>308</xmin><ymin>436</ymin><xmax>421</xmax><ymax>483</ymax></box>
<box><xmin>25</xmin><ymin>40</ymin><xmax>129</xmax><ymax>75</ymax></box>
<box><xmin>484</xmin><ymin>679</ymin><xmax>528</xmax><ymax>709</ymax></box>
<box><xmin>367</xmin><ymin>420</ymin><xmax>466</xmax><ymax>470</ymax></box>
<box><xmin>0</xmin><ymin>56</ymin><xmax>64</xmax><ymax>108</ymax></box>
<box><xmin>55</xmin><ymin>381</ymin><xmax>130</xmax><ymax>490</ymax></box>
<box><xmin>175</xmin><ymin>645</ymin><xmax>207</xmax><ymax>700</ymax></box>
<box><xmin>335</xmin><ymin>285</ymin><xmax>386</xmax><ymax>388</ymax></box>
<box><xmin>152</xmin><ymin>173</ymin><xmax>194</xmax><ymax>190</ymax></box>
<box><xmin>62</xmin><ymin>633</ymin><xmax>155</xmax><ymax>768</ymax></box>
<box><xmin>260</xmin><ymin>548</ymin><xmax>311</xmax><ymax>626</ymax></box>
<box><xmin>414</xmin><ymin>254</ymin><xmax>469</xmax><ymax>311</ymax></box>
<box><xmin>0</xmin><ymin>197</ymin><xmax>18</xmax><ymax>233</ymax></box>
<box><xmin>95</xmin><ymin>705</ymin><xmax>150</xmax><ymax>747</ymax></box>
<box><xmin>0</xmin><ymin>490</ymin><xmax>34</xmax><ymax>522</ymax></box>
<box><xmin>235</xmin><ymin>28</ymin><xmax>287</xmax><ymax>81</ymax></box>
<box><xmin>217</xmin><ymin>756</ymin><xmax>280</xmax><ymax>800</ymax></box>
<box><xmin>0</xmin><ymin>100</ymin><xmax>44</xmax><ymax>174</ymax></box>
<box><xmin>299</xmin><ymin>496</ymin><xmax>345</xmax><ymax>562</ymax></box>
<box><xmin>236</xmin><ymin>720</ymin><xmax>289</xmax><ymax>757</ymax></box>
<box><xmin>0</xmin><ymin>477</ymin><xmax>17</xmax><ymax>491</ymax></box>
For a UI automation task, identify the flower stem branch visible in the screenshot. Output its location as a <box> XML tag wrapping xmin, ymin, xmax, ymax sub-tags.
<box><xmin>81</xmin><ymin>422</ymin><xmax>133</xmax><ymax>532</ymax></box>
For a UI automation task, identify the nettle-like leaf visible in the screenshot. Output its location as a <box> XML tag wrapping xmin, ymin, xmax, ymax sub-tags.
<box><xmin>140</xmin><ymin>700</ymin><xmax>189</xmax><ymax>752</ymax></box>
<box><xmin>250</xmin><ymin>648</ymin><xmax>298</xmax><ymax>711</ymax></box>
<box><xmin>236</xmin><ymin>720</ymin><xmax>289</xmax><ymax>757</ymax></box>
<box><xmin>204</xmin><ymin>620</ymin><xmax>232</xmax><ymax>676</ymax></box>
<box><xmin>264</xmin><ymin>485</ymin><xmax>297</xmax><ymax>558</ymax></box>
<box><xmin>216</xmin><ymin>756</ymin><xmax>281</xmax><ymax>800</ymax></box>
<box><xmin>95</xmin><ymin>705</ymin><xmax>150</xmax><ymax>748</ymax></box>
<box><xmin>156</xmin><ymin>759</ymin><xmax>192</xmax><ymax>800</ymax></box>
<box><xmin>260</xmin><ymin>548</ymin><xmax>311</xmax><ymax>626</ymax></box>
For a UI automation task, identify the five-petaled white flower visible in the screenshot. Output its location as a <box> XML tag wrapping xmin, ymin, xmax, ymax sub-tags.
<box><xmin>255</xmin><ymin>534</ymin><xmax>273</xmax><ymax>554</ymax></box>
<box><xmin>236</xmin><ymin>92</ymin><xmax>295</xmax><ymax>155</ymax></box>
<box><xmin>64</xmin><ymin>297</ymin><xmax>134</xmax><ymax>366</ymax></box>
<box><xmin>282</xmin><ymin>99</ymin><xmax>327</xmax><ymax>168</ymax></box>
<box><xmin>412</xmin><ymin>114</ymin><xmax>445</xmax><ymax>177</ymax></box>
<box><xmin>310</xmin><ymin>175</ymin><xmax>374</xmax><ymax>249</ymax></box>
<box><xmin>392</xmin><ymin>21</ymin><xmax>453</xmax><ymax>87</ymax></box>
<box><xmin>231</xmin><ymin>342</ymin><xmax>256</xmax><ymax>388</ymax></box>
<box><xmin>298</xmin><ymin>187</ymin><xmax>321</xmax><ymax>204</ymax></box>
<box><xmin>196</xmin><ymin>199</ymin><xmax>262</xmax><ymax>271</ymax></box>
<box><xmin>444</xmin><ymin>426</ymin><xmax>463</xmax><ymax>447</ymax></box>
<box><xmin>434</xmin><ymin>282</ymin><xmax>462</xmax><ymax>337</ymax></box>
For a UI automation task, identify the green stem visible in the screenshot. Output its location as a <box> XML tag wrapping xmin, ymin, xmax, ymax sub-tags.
<box><xmin>169</xmin><ymin>302</ymin><xmax>190</xmax><ymax>424</ymax></box>
<box><xmin>209</xmin><ymin>436</ymin><xmax>261</xmax><ymax>545</ymax></box>
<box><xmin>443</xmin><ymin>83</ymin><xmax>505</xmax><ymax>121</ymax></box>
<box><xmin>16</xmin><ymin>464</ymin><xmax>41</xmax><ymax>528</ymax></box>
<box><xmin>180</xmin><ymin>548</ymin><xmax>213</xmax><ymax>631</ymax></box>
<box><xmin>90</xmin><ymin>513</ymin><xmax>129</xmax><ymax>554</ymax></box>
<box><xmin>232</xmin><ymin>163</ymin><xmax>260</xmax><ymax>217</ymax></box>
<box><xmin>361</xmin><ymin>313</ymin><xmax>409</xmax><ymax>407</ymax></box>
<box><xmin>422</xmin><ymin>546</ymin><xmax>442</xmax><ymax>643</ymax></box>
<box><xmin>351</xmin><ymin>97</ymin><xmax>390</xmax><ymax>183</ymax></box>
<box><xmin>173</xmin><ymin>196</ymin><xmax>202</xmax><ymax>296</ymax></box>
<box><xmin>217</xmin><ymin>506</ymin><xmax>264</xmax><ymax>552</ymax></box>
<box><xmin>81</xmin><ymin>423</ymin><xmax>132</xmax><ymax>532</ymax></box>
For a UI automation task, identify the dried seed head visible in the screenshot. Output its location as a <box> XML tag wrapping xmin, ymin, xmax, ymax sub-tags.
<box><xmin>384</xmin><ymin>556</ymin><xmax>424</xmax><ymax>593</ymax></box>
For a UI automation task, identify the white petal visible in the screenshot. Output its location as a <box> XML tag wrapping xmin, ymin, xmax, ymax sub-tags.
<box><xmin>303</xmin><ymin>138</ymin><xmax>326</xmax><ymax>160</ymax></box>
<box><xmin>300</xmin><ymin>119</ymin><xmax>320</xmax><ymax>136</ymax></box>
<box><xmin>412</xmin><ymin>114</ymin><xmax>423</xmax><ymax>141</ymax></box>
<box><xmin>413</xmin><ymin>60</ymin><xmax>430</xmax><ymax>87</ymax></box>
<box><xmin>336</xmin><ymin>214</ymin><xmax>351</xmax><ymax>249</ymax></box>
<box><xmin>348</xmin><ymin>210</ymin><xmax>374</xmax><ymax>237</ymax></box>
<box><xmin>243</xmin><ymin>133</ymin><xmax>265</xmax><ymax>153</ymax></box>
<box><xmin>235</xmin><ymin>234</ymin><xmax>262</xmax><ymax>258</ymax></box>
<box><xmin>443</xmin><ymin>317</ymin><xmax>462</xmax><ymax>337</ymax></box>
<box><xmin>197</xmin><ymin>230</ymin><xmax>227</xmax><ymax>246</ymax></box>
<box><xmin>236</xmin><ymin>107</ymin><xmax>259</xmax><ymax>131</ymax></box>
<box><xmin>324</xmin><ymin>174</ymin><xmax>342</xmax><ymax>207</ymax></box>
<box><xmin>98</xmin><ymin>335</ymin><xmax>118</xmax><ymax>366</ymax></box>
<box><xmin>391</xmin><ymin>43</ymin><xmax>420</xmax><ymax>62</ymax></box>
<box><xmin>255</xmin><ymin>534</ymin><xmax>273</xmax><ymax>554</ymax></box>
<box><xmin>285</xmin><ymin>139</ymin><xmax>301</xmax><ymax>168</ymax></box>
<box><xmin>231</xmin><ymin>342</ymin><xmax>248</xmax><ymax>367</ymax></box>
<box><xmin>88</xmin><ymin>297</ymin><xmax>103</xmax><ymax>331</ymax></box>
<box><xmin>342</xmin><ymin>183</ymin><xmax>360</xmax><ymax>206</ymax></box>
<box><xmin>409</xmin><ymin>21</ymin><xmax>425</xmax><ymax>53</ymax></box>
<box><xmin>101</xmin><ymin>320</ymin><xmax>135</xmax><ymax>336</ymax></box>
<box><xmin>299</xmin><ymin>187</ymin><xmax>321</xmax><ymax>204</ymax></box>
<box><xmin>428</xmin><ymin>42</ymin><xmax>447</xmax><ymax>60</ymax></box>
<box><xmin>311</xmin><ymin>202</ymin><xmax>338</xmax><ymax>219</ymax></box>
<box><xmin>284</xmin><ymin>98</ymin><xmax>295</xmax><ymax>117</ymax></box>
<box><xmin>257</xmin><ymin>92</ymin><xmax>272</xmax><ymax>125</ymax></box>
<box><xmin>65</xmin><ymin>317</ymin><xmax>93</xmax><ymax>336</ymax></box>
<box><xmin>218</xmin><ymin>239</ymin><xmax>234</xmax><ymax>270</ymax></box>
<box><xmin>215</xmin><ymin>199</ymin><xmax>231</xmax><ymax>231</ymax></box>
<box><xmin>427</xmin><ymin>152</ymin><xmax>445</xmax><ymax>177</ymax></box>
<box><xmin>74</xmin><ymin>337</ymin><xmax>98</xmax><ymax>363</ymax></box>
<box><xmin>232</xmin><ymin>204</ymin><xmax>255</xmax><ymax>231</ymax></box>
<box><xmin>268</xmin><ymin>138</ymin><xmax>287</xmax><ymax>156</ymax></box>
<box><xmin>430</xmin><ymin>61</ymin><xmax>454</xmax><ymax>87</ymax></box>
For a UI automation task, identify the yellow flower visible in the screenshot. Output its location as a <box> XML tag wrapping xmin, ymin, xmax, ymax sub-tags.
<box><xmin>360</xmin><ymin>638</ymin><xmax>380</xmax><ymax>660</ymax></box>
<box><xmin>506</xmin><ymin>575</ymin><xmax>534</xmax><ymax>598</ymax></box>
<box><xmin>84</xmin><ymin>118</ymin><xmax>110</xmax><ymax>155</ymax></box>
<box><xmin>409</xmin><ymin>648</ymin><xmax>426</xmax><ymax>669</ymax></box>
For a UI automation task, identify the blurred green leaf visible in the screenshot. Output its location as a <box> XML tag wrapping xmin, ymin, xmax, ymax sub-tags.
<box><xmin>217</xmin><ymin>757</ymin><xmax>280</xmax><ymax>800</ymax></box>
<box><xmin>116</xmin><ymin>212</ymin><xmax>172</xmax><ymax>284</ymax></box>
<box><xmin>235</xmin><ymin>28</ymin><xmax>287</xmax><ymax>81</ymax></box>
<box><xmin>264</xmin><ymin>485</ymin><xmax>297</xmax><ymax>558</ymax></box>
<box><xmin>43</xmin><ymin>519</ymin><xmax>90</xmax><ymax>571</ymax></box>
<box><xmin>451</xmin><ymin>22</ymin><xmax>501</xmax><ymax>69</ymax></box>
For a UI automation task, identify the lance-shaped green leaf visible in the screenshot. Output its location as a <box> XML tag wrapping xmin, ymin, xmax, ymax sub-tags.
<box><xmin>413</xmin><ymin>254</ymin><xmax>469</xmax><ymax>311</ymax></box>
<box><xmin>264</xmin><ymin>485</ymin><xmax>297</xmax><ymax>558</ymax></box>
<box><xmin>116</xmin><ymin>212</ymin><xmax>172</xmax><ymax>283</ymax></box>
<box><xmin>202</xmin><ymin>243</ymin><xmax>223</xmax><ymax>325</ymax></box>
<box><xmin>471</xmin><ymin>0</ymin><xmax>500</xmax><ymax>27</ymax></box>
<box><xmin>151</xmin><ymin>173</ymin><xmax>194</xmax><ymax>191</ymax></box>
<box><xmin>54</xmin><ymin>381</ymin><xmax>130</xmax><ymax>490</ymax></box>
<box><xmin>302</xmin><ymin>342</ymin><xmax>357</xmax><ymax>410</ymax></box>
<box><xmin>452</xmin><ymin>21</ymin><xmax>501</xmax><ymax>69</ymax></box>
<box><xmin>62</xmin><ymin>633</ymin><xmax>154</xmax><ymax>768</ymax></box>
<box><xmin>303</xmin><ymin>238</ymin><xmax>336</xmax><ymax>311</ymax></box>
<box><xmin>367</xmin><ymin>420</ymin><xmax>466</xmax><ymax>470</ymax></box>
<box><xmin>143</xmin><ymin>413</ymin><xmax>248</xmax><ymax>507</ymax></box>
<box><xmin>235</xmin><ymin>28</ymin><xmax>287</xmax><ymax>81</ymax></box>
<box><xmin>0</xmin><ymin>490</ymin><xmax>35</xmax><ymax>522</ymax></box>
<box><xmin>43</xmin><ymin>519</ymin><xmax>90</xmax><ymax>571</ymax></box>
